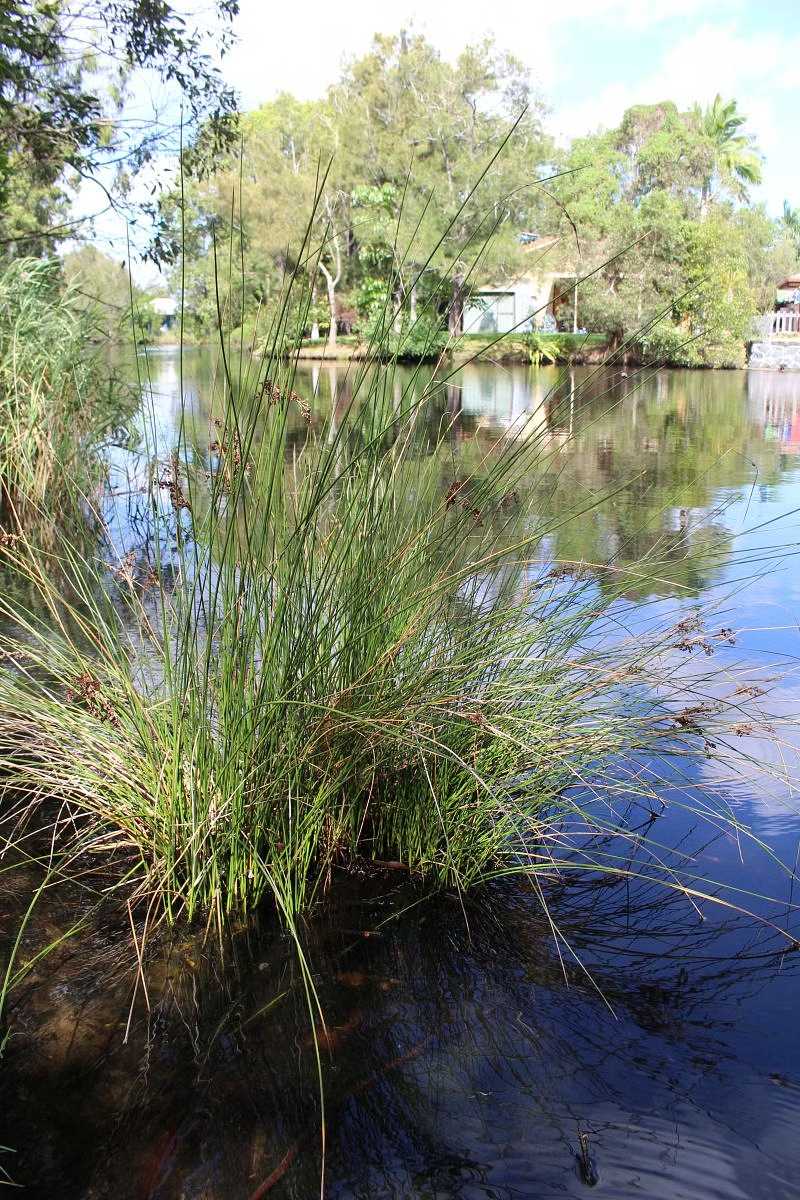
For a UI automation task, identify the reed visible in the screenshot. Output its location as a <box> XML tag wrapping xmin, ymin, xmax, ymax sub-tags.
<box><xmin>0</xmin><ymin>182</ymin><xmax>794</xmax><ymax>936</ymax></box>
<box><xmin>0</xmin><ymin>268</ymin><xmax>791</xmax><ymax>936</ymax></box>
<box><xmin>0</xmin><ymin>257</ymin><xmax>126</xmax><ymax>524</ymax></box>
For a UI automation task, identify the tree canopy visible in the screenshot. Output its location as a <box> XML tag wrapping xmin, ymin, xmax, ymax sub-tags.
<box><xmin>162</xmin><ymin>68</ymin><xmax>797</xmax><ymax>364</ymax></box>
<box><xmin>2</xmin><ymin>13</ymin><xmax>797</xmax><ymax>365</ymax></box>
<box><xmin>0</xmin><ymin>0</ymin><xmax>239</xmax><ymax>256</ymax></box>
<box><xmin>695</xmin><ymin>94</ymin><xmax>763</xmax><ymax>205</ymax></box>
<box><xmin>549</xmin><ymin>99</ymin><xmax>791</xmax><ymax>366</ymax></box>
<box><xmin>60</xmin><ymin>244</ymin><xmax>157</xmax><ymax>340</ymax></box>
<box><xmin>166</xmin><ymin>32</ymin><xmax>554</xmax><ymax>346</ymax></box>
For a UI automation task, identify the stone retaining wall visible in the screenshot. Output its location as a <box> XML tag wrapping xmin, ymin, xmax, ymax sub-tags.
<box><xmin>749</xmin><ymin>340</ymin><xmax>800</xmax><ymax>371</ymax></box>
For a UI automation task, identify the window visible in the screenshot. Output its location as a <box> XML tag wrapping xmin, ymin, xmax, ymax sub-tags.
<box><xmin>463</xmin><ymin>292</ymin><xmax>516</xmax><ymax>334</ymax></box>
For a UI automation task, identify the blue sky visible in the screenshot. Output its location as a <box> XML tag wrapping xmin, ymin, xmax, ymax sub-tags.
<box><xmin>223</xmin><ymin>0</ymin><xmax>799</xmax><ymax>216</ymax></box>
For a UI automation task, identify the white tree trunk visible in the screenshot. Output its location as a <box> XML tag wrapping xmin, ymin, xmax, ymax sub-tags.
<box><xmin>310</xmin><ymin>283</ymin><xmax>320</xmax><ymax>341</ymax></box>
<box><xmin>319</xmin><ymin>261</ymin><xmax>337</xmax><ymax>350</ymax></box>
<box><xmin>320</xmin><ymin>197</ymin><xmax>343</xmax><ymax>353</ymax></box>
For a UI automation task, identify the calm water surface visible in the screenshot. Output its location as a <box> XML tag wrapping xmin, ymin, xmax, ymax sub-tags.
<box><xmin>3</xmin><ymin>355</ymin><xmax>800</xmax><ymax>1199</ymax></box>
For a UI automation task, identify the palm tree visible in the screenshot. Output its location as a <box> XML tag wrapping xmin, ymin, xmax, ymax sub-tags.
<box><xmin>782</xmin><ymin>201</ymin><xmax>800</xmax><ymax>256</ymax></box>
<box><xmin>694</xmin><ymin>94</ymin><xmax>763</xmax><ymax>208</ymax></box>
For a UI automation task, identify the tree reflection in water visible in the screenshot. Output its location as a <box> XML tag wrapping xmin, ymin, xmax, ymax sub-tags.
<box><xmin>5</xmin><ymin>354</ymin><xmax>800</xmax><ymax>1199</ymax></box>
<box><xmin>2</xmin><ymin>803</ymin><xmax>797</xmax><ymax>1199</ymax></box>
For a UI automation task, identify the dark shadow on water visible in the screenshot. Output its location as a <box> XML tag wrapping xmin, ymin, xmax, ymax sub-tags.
<box><xmin>2</xmin><ymin>823</ymin><xmax>800</xmax><ymax>1200</ymax></box>
<box><xmin>4</xmin><ymin>357</ymin><xmax>800</xmax><ymax>1197</ymax></box>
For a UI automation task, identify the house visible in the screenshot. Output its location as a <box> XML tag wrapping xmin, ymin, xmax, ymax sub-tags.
<box><xmin>776</xmin><ymin>276</ymin><xmax>800</xmax><ymax>311</ymax></box>
<box><xmin>461</xmin><ymin>238</ymin><xmax>578</xmax><ymax>335</ymax></box>
<box><xmin>150</xmin><ymin>296</ymin><xmax>178</xmax><ymax>331</ymax></box>
<box><xmin>754</xmin><ymin>275</ymin><xmax>800</xmax><ymax>343</ymax></box>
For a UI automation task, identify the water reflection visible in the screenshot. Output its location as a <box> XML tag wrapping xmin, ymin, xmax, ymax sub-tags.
<box><xmin>5</xmin><ymin>352</ymin><xmax>800</xmax><ymax>1198</ymax></box>
<box><xmin>748</xmin><ymin>369</ymin><xmax>800</xmax><ymax>455</ymax></box>
<box><xmin>109</xmin><ymin>356</ymin><xmax>800</xmax><ymax>606</ymax></box>
<box><xmin>2</xmin><ymin>834</ymin><xmax>798</xmax><ymax>1200</ymax></box>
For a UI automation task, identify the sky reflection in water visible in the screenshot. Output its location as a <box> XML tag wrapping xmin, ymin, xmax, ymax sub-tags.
<box><xmin>3</xmin><ymin>355</ymin><xmax>800</xmax><ymax>1199</ymax></box>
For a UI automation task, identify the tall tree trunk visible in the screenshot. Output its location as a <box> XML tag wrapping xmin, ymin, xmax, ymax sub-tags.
<box><xmin>320</xmin><ymin>197</ymin><xmax>343</xmax><ymax>353</ymax></box>
<box><xmin>700</xmin><ymin>178</ymin><xmax>711</xmax><ymax>219</ymax></box>
<box><xmin>310</xmin><ymin>283</ymin><xmax>320</xmax><ymax>341</ymax></box>
<box><xmin>409</xmin><ymin>282</ymin><xmax>418</xmax><ymax>324</ymax></box>
<box><xmin>319</xmin><ymin>261</ymin><xmax>337</xmax><ymax>350</ymax></box>
<box><xmin>448</xmin><ymin>272</ymin><xmax>464</xmax><ymax>336</ymax></box>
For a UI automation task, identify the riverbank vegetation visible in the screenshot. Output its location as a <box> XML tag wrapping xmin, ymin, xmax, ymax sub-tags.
<box><xmin>554</xmin><ymin>100</ymin><xmax>796</xmax><ymax>367</ymax></box>
<box><xmin>0</xmin><ymin>241</ymin><xmax>791</xmax><ymax>937</ymax></box>
<box><xmin>148</xmin><ymin>33</ymin><xmax>800</xmax><ymax>367</ymax></box>
<box><xmin>61</xmin><ymin>247</ymin><xmax>162</xmax><ymax>344</ymax></box>
<box><xmin>0</xmin><ymin>257</ymin><xmax>133</xmax><ymax>524</ymax></box>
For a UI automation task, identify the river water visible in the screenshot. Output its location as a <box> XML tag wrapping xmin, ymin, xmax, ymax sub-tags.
<box><xmin>2</xmin><ymin>354</ymin><xmax>800</xmax><ymax>1199</ymax></box>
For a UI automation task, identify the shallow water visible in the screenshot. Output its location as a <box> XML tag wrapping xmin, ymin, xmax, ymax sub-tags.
<box><xmin>3</xmin><ymin>355</ymin><xmax>800</xmax><ymax>1199</ymax></box>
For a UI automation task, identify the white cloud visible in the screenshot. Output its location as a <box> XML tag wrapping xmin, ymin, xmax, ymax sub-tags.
<box><xmin>552</xmin><ymin>83</ymin><xmax>636</xmax><ymax>143</ymax></box>
<box><xmin>223</xmin><ymin>0</ymin><xmax>732</xmax><ymax>108</ymax></box>
<box><xmin>653</xmin><ymin>23</ymin><xmax>800</xmax><ymax>102</ymax></box>
<box><xmin>545</xmin><ymin>19</ymin><xmax>800</xmax><ymax>211</ymax></box>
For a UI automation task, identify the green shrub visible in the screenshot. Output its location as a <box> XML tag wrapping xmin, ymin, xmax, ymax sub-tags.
<box><xmin>639</xmin><ymin>320</ymin><xmax>746</xmax><ymax>369</ymax></box>
<box><xmin>0</xmin><ymin>276</ymin><xmax>783</xmax><ymax>930</ymax></box>
<box><xmin>525</xmin><ymin>331</ymin><xmax>570</xmax><ymax>366</ymax></box>
<box><xmin>363</xmin><ymin>310</ymin><xmax>449</xmax><ymax>362</ymax></box>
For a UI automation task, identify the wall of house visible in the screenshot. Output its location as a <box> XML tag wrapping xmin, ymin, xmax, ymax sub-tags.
<box><xmin>463</xmin><ymin>291</ymin><xmax>518</xmax><ymax>334</ymax></box>
<box><xmin>462</xmin><ymin>276</ymin><xmax>558</xmax><ymax>335</ymax></box>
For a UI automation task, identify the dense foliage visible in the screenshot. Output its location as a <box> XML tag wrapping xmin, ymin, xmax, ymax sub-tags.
<box><xmin>162</xmin><ymin>57</ymin><xmax>798</xmax><ymax>365</ymax></box>
<box><xmin>0</xmin><ymin>257</ymin><xmax>129</xmax><ymax>520</ymax></box>
<box><xmin>0</xmin><ymin>0</ymin><xmax>239</xmax><ymax>257</ymax></box>
<box><xmin>163</xmin><ymin>33</ymin><xmax>553</xmax><ymax>346</ymax></box>
<box><xmin>62</xmin><ymin>245</ymin><xmax>158</xmax><ymax>341</ymax></box>
<box><xmin>550</xmin><ymin>100</ymin><xmax>796</xmax><ymax>366</ymax></box>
